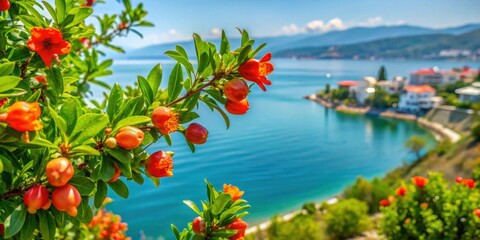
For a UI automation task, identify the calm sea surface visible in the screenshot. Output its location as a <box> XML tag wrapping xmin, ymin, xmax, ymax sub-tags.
<box><xmin>100</xmin><ymin>59</ymin><xmax>479</xmax><ymax>239</ymax></box>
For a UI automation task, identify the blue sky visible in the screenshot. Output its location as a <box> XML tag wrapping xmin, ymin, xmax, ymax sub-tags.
<box><xmin>92</xmin><ymin>0</ymin><xmax>480</xmax><ymax>48</ymax></box>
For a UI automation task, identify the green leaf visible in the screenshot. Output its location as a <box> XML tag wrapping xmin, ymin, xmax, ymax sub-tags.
<box><xmin>54</xmin><ymin>0</ymin><xmax>66</xmax><ymax>23</ymax></box>
<box><xmin>112</xmin><ymin>116</ymin><xmax>151</xmax><ymax>134</ymax></box>
<box><xmin>48</xmin><ymin>106</ymin><xmax>68</xmax><ymax>140</ymax></box>
<box><xmin>138</xmin><ymin>76</ymin><xmax>153</xmax><ymax>105</ymax></box>
<box><xmin>70</xmin><ymin>113</ymin><xmax>109</xmax><ymax>146</ymax></box>
<box><xmin>69</xmin><ymin>175</ymin><xmax>96</xmax><ymax>196</ymax></box>
<box><xmin>78</xmin><ymin>197</ymin><xmax>93</xmax><ymax>224</ymax></box>
<box><xmin>104</xmin><ymin>148</ymin><xmax>133</xmax><ymax>164</ymax></box>
<box><xmin>183</xmin><ymin>200</ymin><xmax>202</xmax><ymax>215</ymax></box>
<box><xmin>94</xmin><ymin>181</ymin><xmax>108</xmax><ymax>208</ymax></box>
<box><xmin>4</xmin><ymin>204</ymin><xmax>27</xmax><ymax>238</ymax></box>
<box><xmin>108</xmin><ymin>180</ymin><xmax>129</xmax><ymax>199</ymax></box>
<box><xmin>0</xmin><ymin>88</ymin><xmax>27</xmax><ymax>98</ymax></box>
<box><xmin>211</xmin><ymin>193</ymin><xmax>232</xmax><ymax>216</ymax></box>
<box><xmin>171</xmin><ymin>224</ymin><xmax>181</xmax><ymax>240</ymax></box>
<box><xmin>38</xmin><ymin>211</ymin><xmax>56</xmax><ymax>240</ymax></box>
<box><xmin>70</xmin><ymin>145</ymin><xmax>101</xmax><ymax>156</ymax></box>
<box><xmin>47</xmin><ymin>67</ymin><xmax>64</xmax><ymax>97</ymax></box>
<box><xmin>220</xmin><ymin>30</ymin><xmax>230</xmax><ymax>55</ymax></box>
<box><xmin>179</xmin><ymin>112</ymin><xmax>199</xmax><ymax>124</ymax></box>
<box><xmin>60</xmin><ymin>99</ymin><xmax>81</xmax><ymax>135</ymax></box>
<box><xmin>107</xmin><ymin>83</ymin><xmax>124</xmax><ymax>120</ymax></box>
<box><xmin>19</xmin><ymin>214</ymin><xmax>36</xmax><ymax>240</ymax></box>
<box><xmin>165</xmin><ymin>50</ymin><xmax>194</xmax><ymax>77</ymax></box>
<box><xmin>64</xmin><ymin>7</ymin><xmax>94</xmax><ymax>28</ymax></box>
<box><xmin>42</xmin><ymin>1</ymin><xmax>58</xmax><ymax>25</ymax></box>
<box><xmin>167</xmin><ymin>63</ymin><xmax>184</xmax><ymax>103</ymax></box>
<box><xmin>0</xmin><ymin>76</ymin><xmax>22</xmax><ymax>93</ymax></box>
<box><xmin>0</xmin><ymin>62</ymin><xmax>15</xmax><ymax>76</ymax></box>
<box><xmin>147</xmin><ymin>64</ymin><xmax>162</xmax><ymax>93</ymax></box>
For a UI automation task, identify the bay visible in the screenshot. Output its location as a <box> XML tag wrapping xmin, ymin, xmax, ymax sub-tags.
<box><xmin>101</xmin><ymin>59</ymin><xmax>478</xmax><ymax>239</ymax></box>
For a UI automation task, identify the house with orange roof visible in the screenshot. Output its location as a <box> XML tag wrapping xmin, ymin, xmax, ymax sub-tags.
<box><xmin>398</xmin><ymin>85</ymin><xmax>443</xmax><ymax>113</ymax></box>
<box><xmin>409</xmin><ymin>68</ymin><xmax>460</xmax><ymax>86</ymax></box>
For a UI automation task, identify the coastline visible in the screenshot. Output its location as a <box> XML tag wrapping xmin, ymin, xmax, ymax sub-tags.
<box><xmin>246</xmin><ymin>95</ymin><xmax>464</xmax><ymax>235</ymax></box>
<box><xmin>305</xmin><ymin>94</ymin><xmax>461</xmax><ymax>143</ymax></box>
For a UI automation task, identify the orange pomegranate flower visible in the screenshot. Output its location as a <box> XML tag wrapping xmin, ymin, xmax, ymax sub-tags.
<box><xmin>27</xmin><ymin>27</ymin><xmax>71</xmax><ymax>67</ymax></box>
<box><xmin>456</xmin><ymin>176</ymin><xmax>464</xmax><ymax>183</ymax></box>
<box><xmin>223</xmin><ymin>184</ymin><xmax>244</xmax><ymax>201</ymax></box>
<box><xmin>238</xmin><ymin>52</ymin><xmax>274</xmax><ymax>91</ymax></box>
<box><xmin>411</xmin><ymin>176</ymin><xmax>429</xmax><ymax>189</ymax></box>
<box><xmin>396</xmin><ymin>186</ymin><xmax>407</xmax><ymax>197</ymax></box>
<box><xmin>1</xmin><ymin>101</ymin><xmax>43</xmax><ymax>132</ymax></box>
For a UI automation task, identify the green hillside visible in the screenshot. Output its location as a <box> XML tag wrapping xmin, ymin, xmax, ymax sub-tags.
<box><xmin>276</xmin><ymin>30</ymin><xmax>480</xmax><ymax>60</ymax></box>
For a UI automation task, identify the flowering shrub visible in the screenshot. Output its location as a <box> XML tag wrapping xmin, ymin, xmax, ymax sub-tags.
<box><xmin>172</xmin><ymin>181</ymin><xmax>250</xmax><ymax>240</ymax></box>
<box><xmin>380</xmin><ymin>172</ymin><xmax>480</xmax><ymax>239</ymax></box>
<box><xmin>0</xmin><ymin>0</ymin><xmax>272</xmax><ymax>238</ymax></box>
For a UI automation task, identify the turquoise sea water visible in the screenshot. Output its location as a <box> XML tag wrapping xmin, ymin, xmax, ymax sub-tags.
<box><xmin>101</xmin><ymin>59</ymin><xmax>479</xmax><ymax>239</ymax></box>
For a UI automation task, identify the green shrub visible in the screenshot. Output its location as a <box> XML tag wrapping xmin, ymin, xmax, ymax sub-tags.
<box><xmin>324</xmin><ymin>198</ymin><xmax>371</xmax><ymax>239</ymax></box>
<box><xmin>302</xmin><ymin>202</ymin><xmax>317</xmax><ymax>215</ymax></box>
<box><xmin>267</xmin><ymin>214</ymin><xmax>324</xmax><ymax>240</ymax></box>
<box><xmin>472</xmin><ymin>122</ymin><xmax>480</xmax><ymax>141</ymax></box>
<box><xmin>344</xmin><ymin>177</ymin><xmax>392</xmax><ymax>213</ymax></box>
<box><xmin>380</xmin><ymin>172</ymin><xmax>480</xmax><ymax>239</ymax></box>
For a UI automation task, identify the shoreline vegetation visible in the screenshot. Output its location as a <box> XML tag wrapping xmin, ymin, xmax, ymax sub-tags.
<box><xmin>305</xmin><ymin>94</ymin><xmax>461</xmax><ymax>143</ymax></box>
<box><xmin>245</xmin><ymin>93</ymin><xmax>477</xmax><ymax>239</ymax></box>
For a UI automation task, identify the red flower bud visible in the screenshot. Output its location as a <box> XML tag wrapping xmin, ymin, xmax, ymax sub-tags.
<box><xmin>192</xmin><ymin>217</ymin><xmax>206</xmax><ymax>234</ymax></box>
<box><xmin>227</xmin><ymin>219</ymin><xmax>248</xmax><ymax>240</ymax></box>
<box><xmin>411</xmin><ymin>176</ymin><xmax>429</xmax><ymax>189</ymax></box>
<box><xmin>379</xmin><ymin>199</ymin><xmax>390</xmax><ymax>207</ymax></box>
<box><xmin>35</xmin><ymin>76</ymin><xmax>47</xmax><ymax>84</ymax></box>
<box><xmin>3</xmin><ymin>101</ymin><xmax>43</xmax><ymax>132</ymax></box>
<box><xmin>24</xmin><ymin>185</ymin><xmax>51</xmax><ymax>214</ymax></box>
<box><xmin>145</xmin><ymin>151</ymin><xmax>174</xmax><ymax>178</ymax></box>
<box><xmin>185</xmin><ymin>123</ymin><xmax>208</xmax><ymax>145</ymax></box>
<box><xmin>225</xmin><ymin>99</ymin><xmax>249</xmax><ymax>115</ymax></box>
<box><xmin>456</xmin><ymin>176</ymin><xmax>464</xmax><ymax>183</ymax></box>
<box><xmin>224</xmin><ymin>79</ymin><xmax>249</xmax><ymax>102</ymax></box>
<box><xmin>0</xmin><ymin>0</ymin><xmax>10</xmax><ymax>11</ymax></box>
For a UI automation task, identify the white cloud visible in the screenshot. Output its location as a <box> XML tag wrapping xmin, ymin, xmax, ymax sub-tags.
<box><xmin>168</xmin><ymin>29</ymin><xmax>177</xmax><ymax>35</ymax></box>
<box><xmin>278</xmin><ymin>17</ymin><xmax>406</xmax><ymax>36</ymax></box>
<box><xmin>280</xmin><ymin>18</ymin><xmax>345</xmax><ymax>35</ymax></box>
<box><xmin>280</xmin><ymin>24</ymin><xmax>305</xmax><ymax>35</ymax></box>
<box><xmin>210</xmin><ymin>28</ymin><xmax>222</xmax><ymax>37</ymax></box>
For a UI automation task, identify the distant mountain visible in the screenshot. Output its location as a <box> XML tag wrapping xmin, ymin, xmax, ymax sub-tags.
<box><xmin>276</xmin><ymin>30</ymin><xmax>480</xmax><ymax>60</ymax></box>
<box><xmin>125</xmin><ymin>23</ymin><xmax>480</xmax><ymax>59</ymax></box>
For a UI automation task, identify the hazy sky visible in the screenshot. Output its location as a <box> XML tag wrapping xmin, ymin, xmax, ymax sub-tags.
<box><xmin>92</xmin><ymin>0</ymin><xmax>480</xmax><ymax>48</ymax></box>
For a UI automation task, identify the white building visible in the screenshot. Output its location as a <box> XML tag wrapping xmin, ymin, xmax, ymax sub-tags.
<box><xmin>409</xmin><ymin>68</ymin><xmax>459</xmax><ymax>86</ymax></box>
<box><xmin>399</xmin><ymin>85</ymin><xmax>442</xmax><ymax>113</ymax></box>
<box><xmin>455</xmin><ymin>82</ymin><xmax>480</xmax><ymax>103</ymax></box>
<box><xmin>352</xmin><ymin>76</ymin><xmax>377</xmax><ymax>104</ymax></box>
<box><xmin>377</xmin><ymin>76</ymin><xmax>406</xmax><ymax>94</ymax></box>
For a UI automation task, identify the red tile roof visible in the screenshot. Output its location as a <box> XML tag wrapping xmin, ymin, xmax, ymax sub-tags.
<box><xmin>337</xmin><ymin>80</ymin><xmax>358</xmax><ymax>87</ymax></box>
<box><xmin>404</xmin><ymin>85</ymin><xmax>436</xmax><ymax>93</ymax></box>
<box><xmin>411</xmin><ymin>69</ymin><xmax>437</xmax><ymax>75</ymax></box>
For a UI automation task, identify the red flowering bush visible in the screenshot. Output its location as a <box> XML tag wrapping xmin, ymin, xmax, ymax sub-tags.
<box><xmin>0</xmin><ymin>0</ymin><xmax>272</xmax><ymax>238</ymax></box>
<box><xmin>380</xmin><ymin>172</ymin><xmax>480</xmax><ymax>239</ymax></box>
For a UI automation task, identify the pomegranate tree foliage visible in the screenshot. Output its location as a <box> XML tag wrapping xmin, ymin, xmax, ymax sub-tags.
<box><xmin>0</xmin><ymin>0</ymin><xmax>267</xmax><ymax>239</ymax></box>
